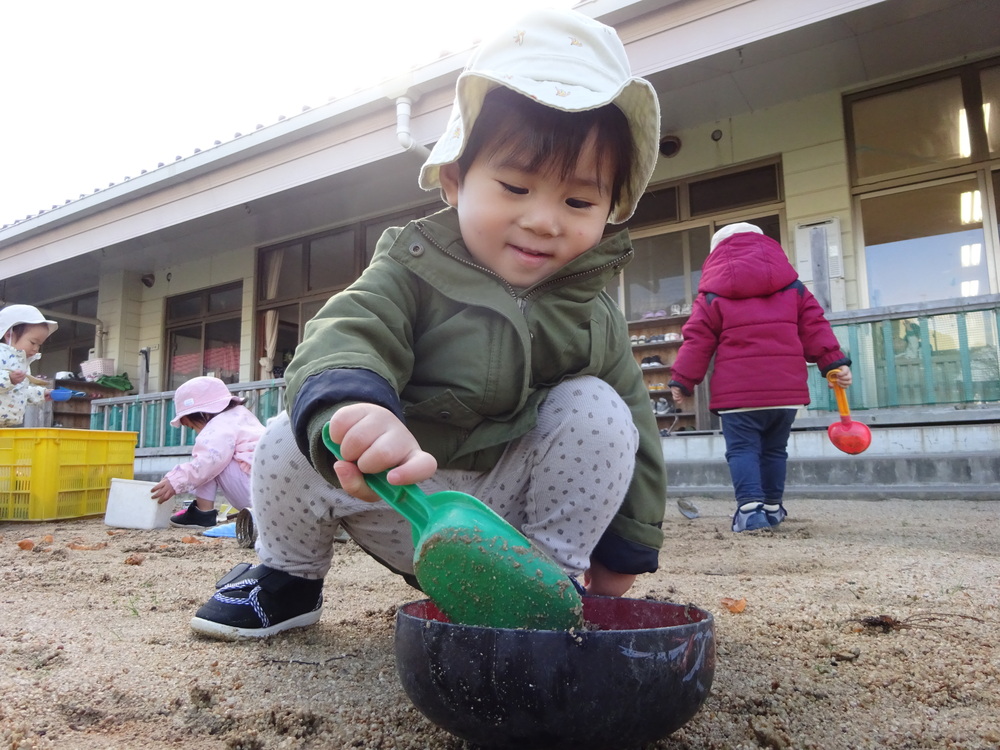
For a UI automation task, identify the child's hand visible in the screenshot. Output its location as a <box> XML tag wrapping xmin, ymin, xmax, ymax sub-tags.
<box><xmin>7</xmin><ymin>369</ymin><xmax>25</xmax><ymax>385</ymax></box>
<box><xmin>828</xmin><ymin>366</ymin><xmax>853</xmax><ymax>388</ymax></box>
<box><xmin>668</xmin><ymin>385</ymin><xmax>686</xmax><ymax>406</ymax></box>
<box><xmin>151</xmin><ymin>478</ymin><xmax>176</xmax><ymax>504</ymax></box>
<box><xmin>328</xmin><ymin>404</ymin><xmax>437</xmax><ymax>502</ymax></box>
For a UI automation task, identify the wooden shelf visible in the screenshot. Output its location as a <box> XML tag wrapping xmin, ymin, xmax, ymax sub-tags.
<box><xmin>626</xmin><ymin>314</ymin><xmax>689</xmax><ymax>328</ymax></box>
<box><xmin>628</xmin><ymin>310</ymin><xmax>713</xmax><ymax>433</ymax></box>
<box><xmin>50</xmin><ymin>379</ymin><xmax>131</xmax><ymax>430</ymax></box>
<box><xmin>631</xmin><ymin>341</ymin><xmax>683</xmax><ymax>350</ymax></box>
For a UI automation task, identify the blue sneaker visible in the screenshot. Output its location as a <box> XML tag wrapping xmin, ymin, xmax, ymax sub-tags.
<box><xmin>732</xmin><ymin>502</ymin><xmax>770</xmax><ymax>532</ymax></box>
<box><xmin>763</xmin><ymin>502</ymin><xmax>787</xmax><ymax>527</ymax></box>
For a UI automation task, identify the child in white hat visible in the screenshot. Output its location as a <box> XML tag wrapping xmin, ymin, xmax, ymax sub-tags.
<box><xmin>192</xmin><ymin>8</ymin><xmax>667</xmax><ymax>639</ymax></box>
<box><xmin>0</xmin><ymin>304</ymin><xmax>58</xmax><ymax>427</ymax></box>
<box><xmin>151</xmin><ymin>376</ymin><xmax>265</xmax><ymax>528</ymax></box>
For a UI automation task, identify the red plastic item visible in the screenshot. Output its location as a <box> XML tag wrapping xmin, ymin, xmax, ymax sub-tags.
<box><xmin>826</xmin><ymin>370</ymin><xmax>871</xmax><ymax>455</ymax></box>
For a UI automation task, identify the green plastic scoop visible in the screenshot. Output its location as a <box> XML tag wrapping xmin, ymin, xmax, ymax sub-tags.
<box><xmin>322</xmin><ymin>425</ymin><xmax>583</xmax><ymax>630</ymax></box>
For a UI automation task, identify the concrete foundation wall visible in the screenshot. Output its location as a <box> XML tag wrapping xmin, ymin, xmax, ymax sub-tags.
<box><xmin>664</xmin><ymin>424</ymin><xmax>1000</xmax><ymax>500</ymax></box>
<box><xmin>138</xmin><ymin>423</ymin><xmax>999</xmax><ymax>502</ymax></box>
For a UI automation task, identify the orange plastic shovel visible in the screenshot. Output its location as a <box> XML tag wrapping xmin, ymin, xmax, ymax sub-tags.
<box><xmin>826</xmin><ymin>369</ymin><xmax>871</xmax><ymax>455</ymax></box>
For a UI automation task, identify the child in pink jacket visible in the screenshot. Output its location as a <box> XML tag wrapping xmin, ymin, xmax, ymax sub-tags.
<box><xmin>151</xmin><ymin>376</ymin><xmax>265</xmax><ymax>529</ymax></box>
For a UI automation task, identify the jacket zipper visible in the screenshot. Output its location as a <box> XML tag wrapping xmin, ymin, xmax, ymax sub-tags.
<box><xmin>519</xmin><ymin>248</ymin><xmax>633</xmax><ymax>311</ymax></box>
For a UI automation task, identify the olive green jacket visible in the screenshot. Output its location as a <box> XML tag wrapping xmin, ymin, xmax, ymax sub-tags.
<box><xmin>285</xmin><ymin>208</ymin><xmax>666</xmax><ymax>573</ymax></box>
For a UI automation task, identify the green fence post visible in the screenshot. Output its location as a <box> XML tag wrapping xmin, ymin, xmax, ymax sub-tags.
<box><xmin>164</xmin><ymin>400</ymin><xmax>182</xmax><ymax>447</ymax></box>
<box><xmin>880</xmin><ymin>320</ymin><xmax>899</xmax><ymax>407</ymax></box>
<box><xmin>917</xmin><ymin>317</ymin><xmax>935</xmax><ymax>404</ymax></box>
<box><xmin>142</xmin><ymin>402</ymin><xmax>161</xmax><ymax>449</ymax></box>
<box><xmin>846</xmin><ymin>323</ymin><xmax>863</xmax><ymax>408</ymax></box>
<box><xmin>955</xmin><ymin>311</ymin><xmax>974</xmax><ymax>402</ymax></box>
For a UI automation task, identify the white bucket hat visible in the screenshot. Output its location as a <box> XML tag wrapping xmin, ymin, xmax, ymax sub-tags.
<box><xmin>710</xmin><ymin>222</ymin><xmax>764</xmax><ymax>252</ymax></box>
<box><xmin>0</xmin><ymin>304</ymin><xmax>59</xmax><ymax>339</ymax></box>
<box><xmin>418</xmin><ymin>8</ymin><xmax>660</xmax><ymax>224</ymax></box>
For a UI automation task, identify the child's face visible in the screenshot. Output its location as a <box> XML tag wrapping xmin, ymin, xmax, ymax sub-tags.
<box><xmin>179</xmin><ymin>415</ymin><xmax>204</xmax><ymax>434</ymax></box>
<box><xmin>8</xmin><ymin>324</ymin><xmax>51</xmax><ymax>358</ymax></box>
<box><xmin>439</xmin><ymin>132</ymin><xmax>614</xmax><ymax>288</ymax></box>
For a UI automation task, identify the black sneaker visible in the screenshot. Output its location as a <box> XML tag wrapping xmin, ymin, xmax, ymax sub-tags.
<box><xmin>190</xmin><ymin>564</ymin><xmax>323</xmax><ymax>639</ymax></box>
<box><xmin>170</xmin><ymin>502</ymin><xmax>217</xmax><ymax>529</ymax></box>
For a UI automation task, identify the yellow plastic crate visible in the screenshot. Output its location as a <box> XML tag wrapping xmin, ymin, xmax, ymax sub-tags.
<box><xmin>0</xmin><ymin>429</ymin><xmax>137</xmax><ymax>521</ymax></box>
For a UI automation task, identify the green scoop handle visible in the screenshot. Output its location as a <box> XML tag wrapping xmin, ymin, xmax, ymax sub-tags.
<box><xmin>322</xmin><ymin>425</ymin><xmax>583</xmax><ymax>630</ymax></box>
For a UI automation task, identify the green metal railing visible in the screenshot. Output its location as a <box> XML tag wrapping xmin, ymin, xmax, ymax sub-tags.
<box><xmin>91</xmin><ymin>380</ymin><xmax>286</xmax><ymax>452</ymax></box>
<box><xmin>808</xmin><ymin>302</ymin><xmax>1000</xmax><ymax>411</ymax></box>
<box><xmin>91</xmin><ymin>301</ymin><xmax>1000</xmax><ymax>449</ymax></box>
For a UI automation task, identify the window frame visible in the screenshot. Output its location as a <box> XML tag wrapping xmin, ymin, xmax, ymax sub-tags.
<box><xmin>625</xmin><ymin>157</ymin><xmax>783</xmax><ymax>233</ymax></box>
<box><xmin>610</xmin><ymin>159</ymin><xmax>786</xmax><ymax>317</ymax></box>
<box><xmin>846</xmin><ymin>57</ymin><xmax>1000</xmax><ymax>308</ymax></box>
<box><xmin>34</xmin><ymin>290</ymin><xmax>99</xmax><ymax>376</ymax></box>
<box><xmin>254</xmin><ymin>203</ymin><xmax>440</xmax><ymax>378</ymax></box>
<box><xmin>164</xmin><ymin>281</ymin><xmax>244</xmax><ymax>389</ymax></box>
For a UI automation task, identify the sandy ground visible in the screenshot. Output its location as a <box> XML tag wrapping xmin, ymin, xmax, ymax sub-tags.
<box><xmin>1</xmin><ymin>496</ymin><xmax>998</xmax><ymax>750</ymax></box>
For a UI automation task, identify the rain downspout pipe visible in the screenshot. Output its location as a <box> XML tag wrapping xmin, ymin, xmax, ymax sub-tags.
<box><xmin>39</xmin><ymin>308</ymin><xmax>107</xmax><ymax>358</ymax></box>
<box><xmin>395</xmin><ymin>96</ymin><xmax>431</xmax><ymax>159</ymax></box>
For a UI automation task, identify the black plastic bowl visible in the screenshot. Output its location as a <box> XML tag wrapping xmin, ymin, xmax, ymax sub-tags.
<box><xmin>395</xmin><ymin>596</ymin><xmax>715</xmax><ymax>750</ymax></box>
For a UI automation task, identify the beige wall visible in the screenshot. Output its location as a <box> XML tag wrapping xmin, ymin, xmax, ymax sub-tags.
<box><xmin>105</xmin><ymin>247</ymin><xmax>257</xmax><ymax>393</ymax></box>
<box><xmin>96</xmin><ymin>270</ymin><xmax>144</xmax><ymax>384</ymax></box>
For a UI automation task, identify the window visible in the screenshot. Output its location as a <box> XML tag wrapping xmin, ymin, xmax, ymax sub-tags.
<box><xmin>622</xmin><ymin>227</ymin><xmax>709</xmax><ymax>320</ymax></box>
<box><xmin>983</xmin><ymin>66</ymin><xmax>1000</xmax><ymax>157</ymax></box>
<box><xmin>861</xmin><ymin>177</ymin><xmax>988</xmax><ymax>307</ymax></box>
<box><xmin>610</xmin><ymin>162</ymin><xmax>784</xmax><ymax>319</ymax></box>
<box><xmin>689</xmin><ymin>165</ymin><xmax>780</xmax><ymax>216</ymax></box>
<box><xmin>256</xmin><ymin>204</ymin><xmax>438</xmax><ymax>379</ymax></box>
<box><xmin>622</xmin><ymin>161</ymin><xmax>782</xmax><ymax>233</ymax></box>
<box><xmin>626</xmin><ymin>186</ymin><xmax>678</xmax><ymax>229</ymax></box>
<box><xmin>37</xmin><ymin>291</ymin><xmax>98</xmax><ymax>375</ymax></box>
<box><xmin>308</xmin><ymin>229</ymin><xmax>357</xmax><ymax>292</ymax></box>
<box><xmin>614</xmin><ymin>213</ymin><xmax>782</xmax><ymax>320</ymax></box>
<box><xmin>847</xmin><ymin>58</ymin><xmax>1000</xmax><ymax>307</ymax></box>
<box><xmin>849</xmin><ymin>75</ymin><xmax>968</xmax><ymax>184</ymax></box>
<box><xmin>165</xmin><ymin>283</ymin><xmax>243</xmax><ymax>389</ymax></box>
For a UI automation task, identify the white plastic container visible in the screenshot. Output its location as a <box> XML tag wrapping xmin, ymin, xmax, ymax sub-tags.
<box><xmin>104</xmin><ymin>478</ymin><xmax>172</xmax><ymax>529</ymax></box>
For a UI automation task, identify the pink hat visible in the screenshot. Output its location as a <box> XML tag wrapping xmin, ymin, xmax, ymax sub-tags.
<box><xmin>170</xmin><ymin>376</ymin><xmax>244</xmax><ymax>427</ymax></box>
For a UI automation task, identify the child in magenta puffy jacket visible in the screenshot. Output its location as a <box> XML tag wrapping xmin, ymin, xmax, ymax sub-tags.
<box><xmin>151</xmin><ymin>376</ymin><xmax>265</xmax><ymax>529</ymax></box>
<box><xmin>669</xmin><ymin>223</ymin><xmax>853</xmax><ymax>532</ymax></box>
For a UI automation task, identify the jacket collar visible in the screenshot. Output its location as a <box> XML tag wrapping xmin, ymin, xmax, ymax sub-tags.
<box><xmin>408</xmin><ymin>207</ymin><xmax>633</xmax><ymax>300</ymax></box>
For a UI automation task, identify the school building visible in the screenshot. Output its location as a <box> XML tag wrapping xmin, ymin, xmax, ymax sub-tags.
<box><xmin>1</xmin><ymin>0</ymin><xmax>998</xmax><ymax>498</ymax></box>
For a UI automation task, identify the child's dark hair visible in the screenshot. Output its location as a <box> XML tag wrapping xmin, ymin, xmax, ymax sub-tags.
<box><xmin>6</xmin><ymin>322</ymin><xmax>50</xmax><ymax>343</ymax></box>
<box><xmin>456</xmin><ymin>87</ymin><xmax>634</xmax><ymax>214</ymax></box>
<box><xmin>182</xmin><ymin>400</ymin><xmax>239</xmax><ymax>428</ymax></box>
